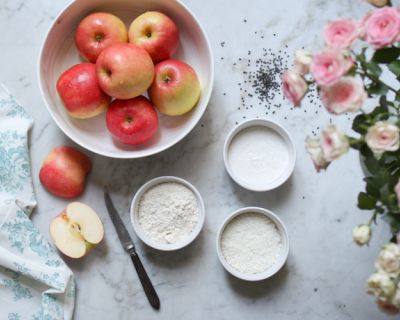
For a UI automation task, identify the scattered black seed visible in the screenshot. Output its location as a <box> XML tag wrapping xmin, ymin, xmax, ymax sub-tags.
<box><xmin>302</xmin><ymin>196</ymin><xmax>305</xmax><ymax>199</ymax></box>
<box><xmin>221</xmin><ymin>57</ymin><xmax>224</xmax><ymax>60</ymax></box>
<box><xmin>201</xmin><ymin>124</ymin><xmax>204</xmax><ymax>127</ymax></box>
<box><xmin>243</xmin><ymin>19</ymin><xmax>247</xmax><ymax>23</ymax></box>
<box><xmin>223</xmin><ymin>93</ymin><xmax>226</xmax><ymax>96</ymax></box>
<box><xmin>220</xmin><ymin>41</ymin><xmax>225</xmax><ymax>47</ymax></box>
<box><xmin>314</xmin><ymin>288</ymin><xmax>318</xmax><ymax>292</ymax></box>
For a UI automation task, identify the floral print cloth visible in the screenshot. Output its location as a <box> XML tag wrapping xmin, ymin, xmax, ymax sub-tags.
<box><xmin>0</xmin><ymin>84</ymin><xmax>75</xmax><ymax>320</ymax></box>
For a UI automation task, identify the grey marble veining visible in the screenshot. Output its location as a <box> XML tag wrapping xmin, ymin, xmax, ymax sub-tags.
<box><xmin>0</xmin><ymin>0</ymin><xmax>392</xmax><ymax>319</ymax></box>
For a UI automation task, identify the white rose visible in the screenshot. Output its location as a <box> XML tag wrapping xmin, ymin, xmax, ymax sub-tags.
<box><xmin>305</xmin><ymin>137</ymin><xmax>330</xmax><ymax>172</ymax></box>
<box><xmin>367</xmin><ymin>272</ymin><xmax>396</xmax><ymax>301</ymax></box>
<box><xmin>352</xmin><ymin>224</ymin><xmax>371</xmax><ymax>246</ymax></box>
<box><xmin>321</xmin><ymin>125</ymin><xmax>349</xmax><ymax>161</ymax></box>
<box><xmin>366</xmin><ymin>121</ymin><xmax>400</xmax><ymax>156</ymax></box>
<box><xmin>392</xmin><ymin>286</ymin><xmax>400</xmax><ymax>309</ymax></box>
<box><xmin>294</xmin><ymin>49</ymin><xmax>312</xmax><ymax>75</ymax></box>
<box><xmin>376</xmin><ymin>243</ymin><xmax>400</xmax><ymax>275</ymax></box>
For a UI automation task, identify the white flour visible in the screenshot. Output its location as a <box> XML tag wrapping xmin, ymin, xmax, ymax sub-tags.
<box><xmin>221</xmin><ymin>212</ymin><xmax>282</xmax><ymax>274</ymax></box>
<box><xmin>228</xmin><ymin>126</ymin><xmax>290</xmax><ymax>188</ymax></box>
<box><xmin>137</xmin><ymin>182</ymin><xmax>199</xmax><ymax>244</ymax></box>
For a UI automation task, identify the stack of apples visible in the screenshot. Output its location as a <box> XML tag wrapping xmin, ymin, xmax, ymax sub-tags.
<box><xmin>57</xmin><ymin>11</ymin><xmax>201</xmax><ymax>145</ymax></box>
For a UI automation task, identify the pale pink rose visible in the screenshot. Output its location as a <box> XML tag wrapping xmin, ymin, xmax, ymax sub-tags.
<box><xmin>305</xmin><ymin>137</ymin><xmax>330</xmax><ymax>172</ymax></box>
<box><xmin>362</xmin><ymin>7</ymin><xmax>400</xmax><ymax>48</ymax></box>
<box><xmin>324</xmin><ymin>19</ymin><xmax>360</xmax><ymax>49</ymax></box>
<box><xmin>294</xmin><ymin>49</ymin><xmax>312</xmax><ymax>75</ymax></box>
<box><xmin>366</xmin><ymin>0</ymin><xmax>390</xmax><ymax>7</ymax></box>
<box><xmin>281</xmin><ymin>70</ymin><xmax>308</xmax><ymax>106</ymax></box>
<box><xmin>366</xmin><ymin>121</ymin><xmax>400</xmax><ymax>155</ymax></box>
<box><xmin>395</xmin><ymin>179</ymin><xmax>400</xmax><ymax>207</ymax></box>
<box><xmin>310</xmin><ymin>49</ymin><xmax>354</xmax><ymax>86</ymax></box>
<box><xmin>320</xmin><ymin>77</ymin><xmax>367</xmax><ymax>114</ymax></box>
<box><xmin>321</xmin><ymin>125</ymin><xmax>349</xmax><ymax>161</ymax></box>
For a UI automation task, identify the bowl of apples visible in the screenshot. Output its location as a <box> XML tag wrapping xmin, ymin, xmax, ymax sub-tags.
<box><xmin>38</xmin><ymin>0</ymin><xmax>213</xmax><ymax>158</ymax></box>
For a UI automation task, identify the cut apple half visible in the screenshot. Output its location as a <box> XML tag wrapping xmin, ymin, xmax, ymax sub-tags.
<box><xmin>50</xmin><ymin>202</ymin><xmax>104</xmax><ymax>258</ymax></box>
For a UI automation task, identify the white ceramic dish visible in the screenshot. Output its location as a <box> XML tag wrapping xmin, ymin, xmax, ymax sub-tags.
<box><xmin>38</xmin><ymin>0</ymin><xmax>214</xmax><ymax>159</ymax></box>
<box><xmin>223</xmin><ymin>119</ymin><xmax>296</xmax><ymax>192</ymax></box>
<box><xmin>130</xmin><ymin>176</ymin><xmax>205</xmax><ymax>251</ymax></box>
<box><xmin>216</xmin><ymin>207</ymin><xmax>289</xmax><ymax>281</ymax></box>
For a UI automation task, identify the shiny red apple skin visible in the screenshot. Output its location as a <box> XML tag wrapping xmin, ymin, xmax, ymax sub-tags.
<box><xmin>75</xmin><ymin>12</ymin><xmax>128</xmax><ymax>62</ymax></box>
<box><xmin>39</xmin><ymin>147</ymin><xmax>92</xmax><ymax>198</ymax></box>
<box><xmin>56</xmin><ymin>63</ymin><xmax>111</xmax><ymax>119</ymax></box>
<box><xmin>106</xmin><ymin>96</ymin><xmax>158</xmax><ymax>145</ymax></box>
<box><xmin>129</xmin><ymin>11</ymin><xmax>179</xmax><ymax>63</ymax></box>
<box><xmin>149</xmin><ymin>59</ymin><xmax>201</xmax><ymax>116</ymax></box>
<box><xmin>96</xmin><ymin>43</ymin><xmax>154</xmax><ymax>100</ymax></box>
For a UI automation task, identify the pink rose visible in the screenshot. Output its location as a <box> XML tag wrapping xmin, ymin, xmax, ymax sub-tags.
<box><xmin>321</xmin><ymin>125</ymin><xmax>349</xmax><ymax>161</ymax></box>
<box><xmin>324</xmin><ymin>19</ymin><xmax>360</xmax><ymax>49</ymax></box>
<box><xmin>365</xmin><ymin>121</ymin><xmax>400</xmax><ymax>155</ymax></box>
<box><xmin>281</xmin><ymin>70</ymin><xmax>308</xmax><ymax>106</ymax></box>
<box><xmin>310</xmin><ymin>49</ymin><xmax>353</xmax><ymax>86</ymax></box>
<box><xmin>395</xmin><ymin>179</ymin><xmax>400</xmax><ymax>207</ymax></box>
<box><xmin>362</xmin><ymin>7</ymin><xmax>400</xmax><ymax>49</ymax></box>
<box><xmin>305</xmin><ymin>137</ymin><xmax>330</xmax><ymax>172</ymax></box>
<box><xmin>320</xmin><ymin>77</ymin><xmax>367</xmax><ymax>114</ymax></box>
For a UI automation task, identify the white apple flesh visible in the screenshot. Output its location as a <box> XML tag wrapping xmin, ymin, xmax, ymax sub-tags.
<box><xmin>50</xmin><ymin>202</ymin><xmax>104</xmax><ymax>258</ymax></box>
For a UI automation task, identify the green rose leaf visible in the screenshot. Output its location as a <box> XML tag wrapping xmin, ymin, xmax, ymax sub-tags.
<box><xmin>372</xmin><ymin>47</ymin><xmax>400</xmax><ymax>63</ymax></box>
<box><xmin>368</xmin><ymin>82</ymin><xmax>389</xmax><ymax>96</ymax></box>
<box><xmin>366</xmin><ymin>62</ymin><xmax>382</xmax><ymax>78</ymax></box>
<box><xmin>388</xmin><ymin>61</ymin><xmax>400</xmax><ymax>77</ymax></box>
<box><xmin>358</xmin><ymin>192</ymin><xmax>376</xmax><ymax>210</ymax></box>
<box><xmin>352</xmin><ymin>114</ymin><xmax>369</xmax><ymax>134</ymax></box>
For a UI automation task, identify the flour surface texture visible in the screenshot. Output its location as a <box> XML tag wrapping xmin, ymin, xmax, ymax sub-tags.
<box><xmin>221</xmin><ymin>212</ymin><xmax>282</xmax><ymax>274</ymax></box>
<box><xmin>138</xmin><ymin>182</ymin><xmax>199</xmax><ymax>244</ymax></box>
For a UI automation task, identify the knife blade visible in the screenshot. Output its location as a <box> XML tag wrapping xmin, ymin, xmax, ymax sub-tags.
<box><xmin>104</xmin><ymin>191</ymin><xmax>160</xmax><ymax>310</ymax></box>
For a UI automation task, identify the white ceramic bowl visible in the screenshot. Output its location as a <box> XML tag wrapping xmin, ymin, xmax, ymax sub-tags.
<box><xmin>38</xmin><ymin>0</ymin><xmax>214</xmax><ymax>158</ymax></box>
<box><xmin>223</xmin><ymin>119</ymin><xmax>296</xmax><ymax>192</ymax></box>
<box><xmin>130</xmin><ymin>176</ymin><xmax>205</xmax><ymax>251</ymax></box>
<box><xmin>216</xmin><ymin>207</ymin><xmax>289</xmax><ymax>281</ymax></box>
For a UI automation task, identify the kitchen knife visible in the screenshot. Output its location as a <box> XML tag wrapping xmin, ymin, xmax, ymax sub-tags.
<box><xmin>104</xmin><ymin>191</ymin><xmax>160</xmax><ymax>310</ymax></box>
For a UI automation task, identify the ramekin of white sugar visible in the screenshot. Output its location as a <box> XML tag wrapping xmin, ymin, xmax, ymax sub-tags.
<box><xmin>130</xmin><ymin>176</ymin><xmax>205</xmax><ymax>251</ymax></box>
<box><xmin>223</xmin><ymin>119</ymin><xmax>296</xmax><ymax>192</ymax></box>
<box><xmin>216</xmin><ymin>207</ymin><xmax>289</xmax><ymax>281</ymax></box>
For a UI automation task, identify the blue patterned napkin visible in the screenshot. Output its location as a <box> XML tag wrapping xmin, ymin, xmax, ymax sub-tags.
<box><xmin>0</xmin><ymin>84</ymin><xmax>75</xmax><ymax>320</ymax></box>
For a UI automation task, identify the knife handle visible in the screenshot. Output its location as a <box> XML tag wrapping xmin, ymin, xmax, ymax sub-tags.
<box><xmin>130</xmin><ymin>253</ymin><xmax>160</xmax><ymax>310</ymax></box>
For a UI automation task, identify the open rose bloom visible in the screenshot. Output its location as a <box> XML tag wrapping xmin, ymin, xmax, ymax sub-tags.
<box><xmin>310</xmin><ymin>49</ymin><xmax>353</xmax><ymax>86</ymax></box>
<box><xmin>281</xmin><ymin>70</ymin><xmax>308</xmax><ymax>106</ymax></box>
<box><xmin>362</xmin><ymin>7</ymin><xmax>400</xmax><ymax>48</ymax></box>
<box><xmin>366</xmin><ymin>121</ymin><xmax>400</xmax><ymax>156</ymax></box>
<box><xmin>320</xmin><ymin>77</ymin><xmax>367</xmax><ymax>114</ymax></box>
<box><xmin>324</xmin><ymin>19</ymin><xmax>360</xmax><ymax>49</ymax></box>
<box><xmin>321</xmin><ymin>125</ymin><xmax>349</xmax><ymax>161</ymax></box>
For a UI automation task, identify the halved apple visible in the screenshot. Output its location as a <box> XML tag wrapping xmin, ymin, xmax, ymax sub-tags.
<box><xmin>50</xmin><ymin>202</ymin><xmax>104</xmax><ymax>258</ymax></box>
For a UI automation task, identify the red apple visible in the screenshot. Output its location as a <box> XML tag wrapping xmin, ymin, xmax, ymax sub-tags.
<box><xmin>129</xmin><ymin>11</ymin><xmax>179</xmax><ymax>63</ymax></box>
<box><xmin>106</xmin><ymin>96</ymin><xmax>158</xmax><ymax>145</ymax></box>
<box><xmin>96</xmin><ymin>43</ymin><xmax>154</xmax><ymax>100</ymax></box>
<box><xmin>39</xmin><ymin>147</ymin><xmax>92</xmax><ymax>198</ymax></box>
<box><xmin>56</xmin><ymin>63</ymin><xmax>111</xmax><ymax>119</ymax></box>
<box><xmin>148</xmin><ymin>59</ymin><xmax>201</xmax><ymax>116</ymax></box>
<box><xmin>75</xmin><ymin>12</ymin><xmax>128</xmax><ymax>62</ymax></box>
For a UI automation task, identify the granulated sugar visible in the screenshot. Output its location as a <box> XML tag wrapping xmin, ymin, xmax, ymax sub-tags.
<box><xmin>221</xmin><ymin>212</ymin><xmax>282</xmax><ymax>274</ymax></box>
<box><xmin>138</xmin><ymin>182</ymin><xmax>199</xmax><ymax>244</ymax></box>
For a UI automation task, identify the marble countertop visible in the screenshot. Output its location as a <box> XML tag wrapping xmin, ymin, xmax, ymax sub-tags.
<box><xmin>0</xmin><ymin>0</ymin><xmax>393</xmax><ymax>318</ymax></box>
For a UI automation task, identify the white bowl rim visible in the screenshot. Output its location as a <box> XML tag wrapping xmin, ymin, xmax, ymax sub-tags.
<box><xmin>216</xmin><ymin>206</ymin><xmax>289</xmax><ymax>281</ymax></box>
<box><xmin>130</xmin><ymin>176</ymin><xmax>205</xmax><ymax>251</ymax></box>
<box><xmin>223</xmin><ymin>118</ymin><xmax>296</xmax><ymax>192</ymax></box>
<box><xmin>37</xmin><ymin>0</ymin><xmax>214</xmax><ymax>159</ymax></box>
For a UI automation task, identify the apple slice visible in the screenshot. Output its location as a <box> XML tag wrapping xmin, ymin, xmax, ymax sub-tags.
<box><xmin>50</xmin><ymin>202</ymin><xmax>104</xmax><ymax>258</ymax></box>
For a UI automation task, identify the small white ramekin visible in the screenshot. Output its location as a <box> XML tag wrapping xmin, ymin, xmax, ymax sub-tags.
<box><xmin>130</xmin><ymin>176</ymin><xmax>205</xmax><ymax>251</ymax></box>
<box><xmin>223</xmin><ymin>119</ymin><xmax>296</xmax><ymax>192</ymax></box>
<box><xmin>216</xmin><ymin>207</ymin><xmax>289</xmax><ymax>281</ymax></box>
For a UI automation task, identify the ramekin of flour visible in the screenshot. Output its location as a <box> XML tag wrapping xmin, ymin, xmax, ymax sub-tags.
<box><xmin>216</xmin><ymin>207</ymin><xmax>289</xmax><ymax>281</ymax></box>
<box><xmin>130</xmin><ymin>176</ymin><xmax>205</xmax><ymax>251</ymax></box>
<box><xmin>223</xmin><ymin>119</ymin><xmax>296</xmax><ymax>192</ymax></box>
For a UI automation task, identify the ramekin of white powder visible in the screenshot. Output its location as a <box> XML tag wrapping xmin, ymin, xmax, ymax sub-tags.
<box><xmin>217</xmin><ymin>207</ymin><xmax>289</xmax><ymax>281</ymax></box>
<box><xmin>223</xmin><ymin>119</ymin><xmax>296</xmax><ymax>192</ymax></box>
<box><xmin>130</xmin><ymin>176</ymin><xmax>205</xmax><ymax>251</ymax></box>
